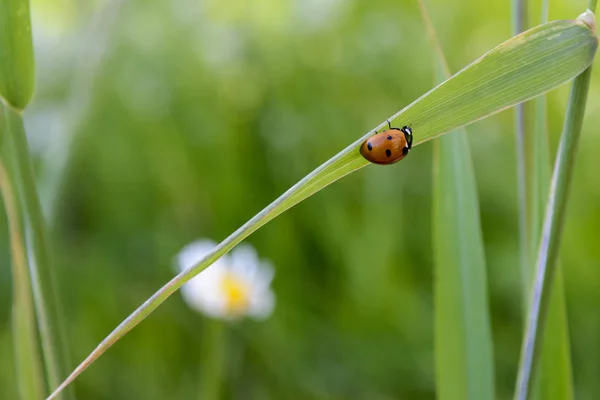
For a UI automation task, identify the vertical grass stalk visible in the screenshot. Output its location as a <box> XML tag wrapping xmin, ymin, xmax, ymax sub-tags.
<box><xmin>1</xmin><ymin>0</ymin><xmax>72</xmax><ymax>397</ymax></box>
<box><xmin>523</xmin><ymin>0</ymin><xmax>574</xmax><ymax>398</ymax></box>
<box><xmin>3</xmin><ymin>107</ymin><xmax>74</xmax><ymax>399</ymax></box>
<box><xmin>419</xmin><ymin>1</ymin><xmax>495</xmax><ymax>398</ymax></box>
<box><xmin>513</xmin><ymin>0</ymin><xmax>530</xmax><ymax>301</ymax></box>
<box><xmin>514</xmin><ymin>9</ymin><xmax>596</xmax><ymax>400</ymax></box>
<box><xmin>0</xmin><ymin>107</ymin><xmax>45</xmax><ymax>400</ymax></box>
<box><xmin>199</xmin><ymin>320</ymin><xmax>228</xmax><ymax>400</ymax></box>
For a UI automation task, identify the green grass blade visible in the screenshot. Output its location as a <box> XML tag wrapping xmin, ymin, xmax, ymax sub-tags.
<box><xmin>513</xmin><ymin>0</ymin><xmax>529</xmax><ymax>303</ymax></box>
<box><xmin>532</xmin><ymin>273</ymin><xmax>572</xmax><ymax>399</ymax></box>
<box><xmin>0</xmin><ymin>0</ymin><xmax>72</xmax><ymax>395</ymax></box>
<box><xmin>433</xmin><ymin>121</ymin><xmax>495</xmax><ymax>400</ymax></box>
<box><xmin>524</xmin><ymin>0</ymin><xmax>574</xmax><ymax>398</ymax></box>
<box><xmin>419</xmin><ymin>1</ymin><xmax>494</xmax><ymax>398</ymax></box>
<box><xmin>515</xmin><ymin>9</ymin><xmax>596</xmax><ymax>400</ymax></box>
<box><xmin>389</xmin><ymin>19</ymin><xmax>596</xmax><ymax>145</ymax></box>
<box><xmin>529</xmin><ymin>95</ymin><xmax>573</xmax><ymax>400</ymax></box>
<box><xmin>47</xmin><ymin>17</ymin><xmax>598</xmax><ymax>398</ymax></box>
<box><xmin>198</xmin><ymin>320</ymin><xmax>228</xmax><ymax>400</ymax></box>
<box><xmin>0</xmin><ymin>108</ymin><xmax>44</xmax><ymax>399</ymax></box>
<box><xmin>3</xmin><ymin>106</ymin><xmax>73</xmax><ymax>399</ymax></box>
<box><xmin>0</xmin><ymin>0</ymin><xmax>35</xmax><ymax>110</ymax></box>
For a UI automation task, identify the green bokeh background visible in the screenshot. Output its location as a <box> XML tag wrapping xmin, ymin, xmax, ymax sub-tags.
<box><xmin>1</xmin><ymin>0</ymin><xmax>599</xmax><ymax>399</ymax></box>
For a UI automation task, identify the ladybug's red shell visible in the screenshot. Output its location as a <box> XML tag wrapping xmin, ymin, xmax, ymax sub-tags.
<box><xmin>360</xmin><ymin>128</ymin><xmax>410</xmax><ymax>165</ymax></box>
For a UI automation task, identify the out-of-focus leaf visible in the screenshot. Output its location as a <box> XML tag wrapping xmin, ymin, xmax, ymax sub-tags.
<box><xmin>0</xmin><ymin>0</ymin><xmax>35</xmax><ymax>109</ymax></box>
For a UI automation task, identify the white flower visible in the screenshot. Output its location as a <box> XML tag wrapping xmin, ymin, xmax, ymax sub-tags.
<box><xmin>176</xmin><ymin>239</ymin><xmax>275</xmax><ymax>321</ymax></box>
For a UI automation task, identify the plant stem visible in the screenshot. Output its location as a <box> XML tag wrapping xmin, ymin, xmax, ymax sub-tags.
<box><xmin>525</xmin><ymin>1</ymin><xmax>574</xmax><ymax>399</ymax></box>
<box><xmin>513</xmin><ymin>0</ymin><xmax>530</xmax><ymax>303</ymax></box>
<box><xmin>199</xmin><ymin>320</ymin><xmax>228</xmax><ymax>400</ymax></box>
<box><xmin>0</xmin><ymin>114</ymin><xmax>45</xmax><ymax>400</ymax></box>
<box><xmin>514</xmin><ymin>10</ymin><xmax>596</xmax><ymax>399</ymax></box>
<box><xmin>419</xmin><ymin>1</ymin><xmax>494</xmax><ymax>398</ymax></box>
<box><xmin>4</xmin><ymin>106</ymin><xmax>72</xmax><ymax>398</ymax></box>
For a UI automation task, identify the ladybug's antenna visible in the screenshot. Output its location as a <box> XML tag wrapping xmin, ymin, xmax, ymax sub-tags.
<box><xmin>387</xmin><ymin>119</ymin><xmax>392</xmax><ymax>130</ymax></box>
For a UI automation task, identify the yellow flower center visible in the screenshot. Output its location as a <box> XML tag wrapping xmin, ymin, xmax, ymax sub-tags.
<box><xmin>220</xmin><ymin>271</ymin><xmax>250</xmax><ymax>315</ymax></box>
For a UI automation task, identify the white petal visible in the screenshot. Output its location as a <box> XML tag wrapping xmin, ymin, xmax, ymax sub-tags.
<box><xmin>181</xmin><ymin>262</ymin><xmax>229</xmax><ymax>318</ymax></box>
<box><xmin>184</xmin><ymin>286</ymin><xmax>228</xmax><ymax>319</ymax></box>
<box><xmin>248</xmin><ymin>288</ymin><xmax>275</xmax><ymax>320</ymax></box>
<box><xmin>176</xmin><ymin>239</ymin><xmax>218</xmax><ymax>272</ymax></box>
<box><xmin>175</xmin><ymin>239</ymin><xmax>276</xmax><ymax>321</ymax></box>
<box><xmin>230</xmin><ymin>243</ymin><xmax>260</xmax><ymax>277</ymax></box>
<box><xmin>254</xmin><ymin>261</ymin><xmax>275</xmax><ymax>290</ymax></box>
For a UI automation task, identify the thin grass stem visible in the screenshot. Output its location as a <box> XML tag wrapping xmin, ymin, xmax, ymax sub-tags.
<box><xmin>514</xmin><ymin>9</ymin><xmax>596</xmax><ymax>399</ymax></box>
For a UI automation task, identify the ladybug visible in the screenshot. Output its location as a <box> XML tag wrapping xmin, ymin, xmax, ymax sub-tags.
<box><xmin>360</xmin><ymin>121</ymin><xmax>413</xmax><ymax>165</ymax></box>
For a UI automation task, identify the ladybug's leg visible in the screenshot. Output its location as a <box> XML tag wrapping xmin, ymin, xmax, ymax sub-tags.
<box><xmin>386</xmin><ymin>119</ymin><xmax>402</xmax><ymax>131</ymax></box>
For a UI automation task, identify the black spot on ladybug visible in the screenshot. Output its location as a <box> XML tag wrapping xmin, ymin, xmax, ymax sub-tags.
<box><xmin>386</xmin><ymin>149</ymin><xmax>392</xmax><ymax>157</ymax></box>
<box><xmin>387</xmin><ymin>135</ymin><xmax>393</xmax><ymax>140</ymax></box>
<box><xmin>367</xmin><ymin>142</ymin><xmax>373</xmax><ymax>151</ymax></box>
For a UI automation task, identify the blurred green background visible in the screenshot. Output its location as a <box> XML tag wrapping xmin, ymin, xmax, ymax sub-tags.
<box><xmin>1</xmin><ymin>0</ymin><xmax>599</xmax><ymax>398</ymax></box>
